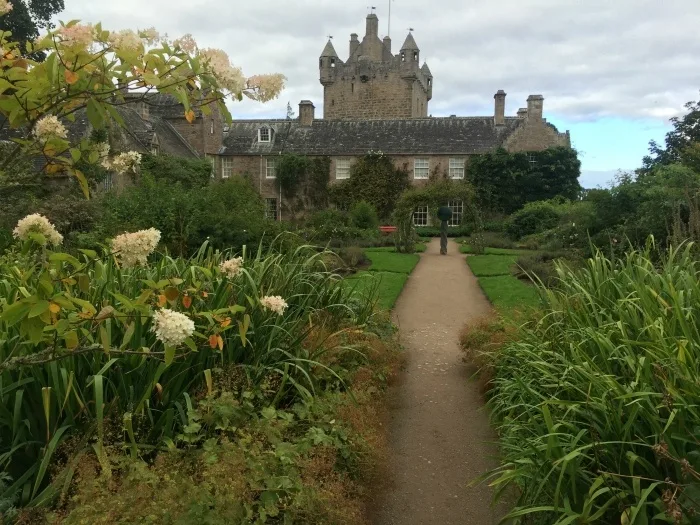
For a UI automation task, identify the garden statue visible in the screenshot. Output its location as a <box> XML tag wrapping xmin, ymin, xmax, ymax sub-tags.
<box><xmin>437</xmin><ymin>206</ymin><xmax>452</xmax><ymax>255</ymax></box>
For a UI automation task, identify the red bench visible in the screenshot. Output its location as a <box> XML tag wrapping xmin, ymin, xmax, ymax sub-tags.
<box><xmin>379</xmin><ymin>225</ymin><xmax>397</xmax><ymax>234</ymax></box>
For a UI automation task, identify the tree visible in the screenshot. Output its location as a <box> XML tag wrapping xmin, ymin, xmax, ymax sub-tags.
<box><xmin>642</xmin><ymin>95</ymin><xmax>700</xmax><ymax>173</ymax></box>
<box><xmin>0</xmin><ymin>0</ymin><xmax>64</xmax><ymax>58</ymax></box>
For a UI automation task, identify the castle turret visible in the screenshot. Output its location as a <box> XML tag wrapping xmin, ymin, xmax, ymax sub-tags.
<box><xmin>421</xmin><ymin>62</ymin><xmax>433</xmax><ymax>100</ymax></box>
<box><xmin>349</xmin><ymin>33</ymin><xmax>359</xmax><ymax>59</ymax></box>
<box><xmin>400</xmin><ymin>32</ymin><xmax>420</xmax><ymax>77</ymax></box>
<box><xmin>319</xmin><ymin>39</ymin><xmax>339</xmax><ymax>86</ymax></box>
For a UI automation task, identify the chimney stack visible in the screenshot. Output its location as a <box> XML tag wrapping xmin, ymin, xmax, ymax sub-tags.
<box><xmin>299</xmin><ymin>100</ymin><xmax>315</xmax><ymax>126</ymax></box>
<box><xmin>526</xmin><ymin>95</ymin><xmax>544</xmax><ymax>121</ymax></box>
<box><xmin>494</xmin><ymin>90</ymin><xmax>506</xmax><ymax>126</ymax></box>
<box><xmin>517</xmin><ymin>108</ymin><xmax>528</xmax><ymax>119</ymax></box>
<box><xmin>350</xmin><ymin>33</ymin><xmax>359</xmax><ymax>57</ymax></box>
<box><xmin>366</xmin><ymin>14</ymin><xmax>379</xmax><ymax>38</ymax></box>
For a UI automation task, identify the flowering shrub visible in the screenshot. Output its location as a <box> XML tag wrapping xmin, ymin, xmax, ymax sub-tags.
<box><xmin>220</xmin><ymin>256</ymin><xmax>244</xmax><ymax>278</ymax></box>
<box><xmin>260</xmin><ymin>295</ymin><xmax>289</xmax><ymax>315</ymax></box>
<box><xmin>111</xmin><ymin>228</ymin><xmax>161</xmax><ymax>268</ymax></box>
<box><xmin>110</xmin><ymin>151</ymin><xmax>143</xmax><ymax>175</ymax></box>
<box><xmin>33</xmin><ymin>115</ymin><xmax>68</xmax><ymax>140</ymax></box>
<box><xmin>151</xmin><ymin>308</ymin><xmax>195</xmax><ymax>347</ymax></box>
<box><xmin>12</xmin><ymin>213</ymin><xmax>63</xmax><ymax>245</ymax></box>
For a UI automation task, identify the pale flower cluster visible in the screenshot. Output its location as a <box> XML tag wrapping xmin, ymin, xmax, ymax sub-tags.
<box><xmin>151</xmin><ymin>309</ymin><xmax>195</xmax><ymax>347</ymax></box>
<box><xmin>13</xmin><ymin>214</ymin><xmax>63</xmax><ymax>246</ymax></box>
<box><xmin>246</xmin><ymin>74</ymin><xmax>286</xmax><ymax>103</ymax></box>
<box><xmin>220</xmin><ymin>257</ymin><xmax>244</xmax><ymax>279</ymax></box>
<box><xmin>108</xmin><ymin>29</ymin><xmax>142</xmax><ymax>52</ymax></box>
<box><xmin>111</xmin><ymin>228</ymin><xmax>161</xmax><ymax>268</ymax></box>
<box><xmin>33</xmin><ymin>115</ymin><xmax>68</xmax><ymax>140</ymax></box>
<box><xmin>173</xmin><ymin>34</ymin><xmax>197</xmax><ymax>55</ymax></box>
<box><xmin>111</xmin><ymin>151</ymin><xmax>142</xmax><ymax>175</ymax></box>
<box><xmin>260</xmin><ymin>295</ymin><xmax>288</xmax><ymax>315</ymax></box>
<box><xmin>138</xmin><ymin>27</ymin><xmax>161</xmax><ymax>46</ymax></box>
<box><xmin>57</xmin><ymin>23</ymin><xmax>95</xmax><ymax>48</ymax></box>
<box><xmin>0</xmin><ymin>0</ymin><xmax>12</xmax><ymax>15</ymax></box>
<box><xmin>199</xmin><ymin>48</ymin><xmax>246</xmax><ymax>94</ymax></box>
<box><xmin>96</xmin><ymin>142</ymin><xmax>111</xmax><ymax>169</ymax></box>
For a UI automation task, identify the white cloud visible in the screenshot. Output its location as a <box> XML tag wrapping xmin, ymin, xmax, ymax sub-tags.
<box><xmin>57</xmin><ymin>0</ymin><xmax>700</xmax><ymax>122</ymax></box>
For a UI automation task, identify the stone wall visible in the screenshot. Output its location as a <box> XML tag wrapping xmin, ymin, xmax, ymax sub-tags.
<box><xmin>167</xmin><ymin>107</ymin><xmax>224</xmax><ymax>157</ymax></box>
<box><xmin>504</xmin><ymin>118</ymin><xmax>571</xmax><ymax>152</ymax></box>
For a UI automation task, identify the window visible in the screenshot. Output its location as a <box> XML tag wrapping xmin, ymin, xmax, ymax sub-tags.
<box><xmin>414</xmin><ymin>158</ymin><xmax>429</xmax><ymax>179</ymax></box>
<box><xmin>210</xmin><ymin>120</ymin><xmax>214</xmax><ymax>134</ymax></box>
<box><xmin>330</xmin><ymin>58</ymin><xmax>336</xmax><ymax>68</ymax></box>
<box><xmin>336</xmin><ymin>159</ymin><xmax>351</xmax><ymax>179</ymax></box>
<box><xmin>428</xmin><ymin>78</ymin><xmax>432</xmax><ymax>87</ymax></box>
<box><xmin>102</xmin><ymin>172</ymin><xmax>114</xmax><ymax>192</ymax></box>
<box><xmin>449</xmin><ymin>158</ymin><xmax>465</xmax><ymax>179</ymax></box>
<box><xmin>413</xmin><ymin>51</ymin><xmax>418</xmax><ymax>61</ymax></box>
<box><xmin>401</xmin><ymin>52</ymin><xmax>406</xmax><ymax>62</ymax></box>
<box><xmin>448</xmin><ymin>200</ymin><xmax>463</xmax><ymax>227</ymax></box>
<box><xmin>265</xmin><ymin>198</ymin><xmax>278</xmax><ymax>221</ymax></box>
<box><xmin>221</xmin><ymin>158</ymin><xmax>233</xmax><ymax>178</ymax></box>
<box><xmin>266</xmin><ymin>158</ymin><xmax>278</xmax><ymax>179</ymax></box>
<box><xmin>413</xmin><ymin>206</ymin><xmax>429</xmax><ymax>227</ymax></box>
<box><xmin>258</xmin><ymin>127</ymin><xmax>271</xmax><ymax>142</ymax></box>
<box><xmin>528</xmin><ymin>154</ymin><xmax>537</xmax><ymax>169</ymax></box>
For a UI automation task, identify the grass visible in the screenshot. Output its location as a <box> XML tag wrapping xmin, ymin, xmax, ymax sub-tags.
<box><xmin>466</xmin><ymin>254</ymin><xmax>519</xmax><ymax>276</ymax></box>
<box><xmin>364</xmin><ymin>242</ymin><xmax>427</xmax><ymax>253</ymax></box>
<box><xmin>476</xmin><ymin>275</ymin><xmax>541</xmax><ymax>312</ymax></box>
<box><xmin>363</xmin><ymin>249</ymin><xmax>420</xmax><ymax>274</ymax></box>
<box><xmin>346</xmin><ymin>271</ymin><xmax>408</xmax><ymax>311</ymax></box>
<box><xmin>459</xmin><ymin>244</ymin><xmax>536</xmax><ymax>256</ymax></box>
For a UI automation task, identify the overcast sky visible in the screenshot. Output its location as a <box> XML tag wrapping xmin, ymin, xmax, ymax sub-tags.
<box><xmin>59</xmin><ymin>0</ymin><xmax>700</xmax><ymax>187</ymax></box>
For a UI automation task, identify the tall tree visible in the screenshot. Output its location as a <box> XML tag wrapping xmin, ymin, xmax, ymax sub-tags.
<box><xmin>642</xmin><ymin>95</ymin><xmax>700</xmax><ymax>173</ymax></box>
<box><xmin>1</xmin><ymin>0</ymin><xmax>65</xmax><ymax>57</ymax></box>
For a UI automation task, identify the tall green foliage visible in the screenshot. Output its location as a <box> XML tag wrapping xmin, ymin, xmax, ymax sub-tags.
<box><xmin>141</xmin><ymin>153</ymin><xmax>212</xmax><ymax>188</ymax></box>
<box><xmin>643</xmin><ymin>95</ymin><xmax>700</xmax><ymax>173</ymax></box>
<box><xmin>467</xmin><ymin>147</ymin><xmax>581</xmax><ymax>214</ymax></box>
<box><xmin>330</xmin><ymin>152</ymin><xmax>410</xmax><ymax>220</ymax></box>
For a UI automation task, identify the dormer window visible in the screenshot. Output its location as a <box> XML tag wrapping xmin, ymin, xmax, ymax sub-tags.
<box><xmin>258</xmin><ymin>127</ymin><xmax>271</xmax><ymax>142</ymax></box>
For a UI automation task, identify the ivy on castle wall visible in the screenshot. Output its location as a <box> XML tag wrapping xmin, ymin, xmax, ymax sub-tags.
<box><xmin>468</xmin><ymin>146</ymin><xmax>582</xmax><ymax>214</ymax></box>
<box><xmin>276</xmin><ymin>154</ymin><xmax>331</xmax><ymax>216</ymax></box>
<box><xmin>329</xmin><ymin>152</ymin><xmax>410</xmax><ymax>220</ymax></box>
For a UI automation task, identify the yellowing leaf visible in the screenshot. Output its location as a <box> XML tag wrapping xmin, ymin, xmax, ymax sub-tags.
<box><xmin>208</xmin><ymin>334</ymin><xmax>218</xmax><ymax>349</ymax></box>
<box><xmin>49</xmin><ymin>302</ymin><xmax>61</xmax><ymax>314</ymax></box>
<box><xmin>182</xmin><ymin>295</ymin><xmax>192</xmax><ymax>309</ymax></box>
<box><xmin>157</xmin><ymin>295</ymin><xmax>167</xmax><ymax>307</ymax></box>
<box><xmin>217</xmin><ymin>335</ymin><xmax>224</xmax><ymax>351</ymax></box>
<box><xmin>184</xmin><ymin>110</ymin><xmax>195</xmax><ymax>123</ymax></box>
<box><xmin>220</xmin><ymin>317</ymin><xmax>231</xmax><ymax>328</ymax></box>
<box><xmin>64</xmin><ymin>69</ymin><xmax>79</xmax><ymax>85</ymax></box>
<box><xmin>64</xmin><ymin>330</ymin><xmax>79</xmax><ymax>349</ymax></box>
<box><xmin>164</xmin><ymin>286</ymin><xmax>179</xmax><ymax>302</ymax></box>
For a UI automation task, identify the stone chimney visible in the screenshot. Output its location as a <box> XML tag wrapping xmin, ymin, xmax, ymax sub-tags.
<box><xmin>299</xmin><ymin>100</ymin><xmax>315</xmax><ymax>126</ymax></box>
<box><xmin>494</xmin><ymin>90</ymin><xmax>506</xmax><ymax>126</ymax></box>
<box><xmin>383</xmin><ymin>35</ymin><xmax>391</xmax><ymax>54</ymax></box>
<box><xmin>366</xmin><ymin>13</ymin><xmax>379</xmax><ymax>38</ymax></box>
<box><xmin>527</xmin><ymin>95</ymin><xmax>544</xmax><ymax>121</ymax></box>
<box><xmin>350</xmin><ymin>33</ymin><xmax>359</xmax><ymax>57</ymax></box>
<box><xmin>517</xmin><ymin>108</ymin><xmax>528</xmax><ymax>119</ymax></box>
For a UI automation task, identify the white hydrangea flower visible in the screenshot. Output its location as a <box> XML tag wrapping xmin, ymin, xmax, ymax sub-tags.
<box><xmin>245</xmin><ymin>74</ymin><xmax>286</xmax><ymax>103</ymax></box>
<box><xmin>199</xmin><ymin>48</ymin><xmax>246</xmax><ymax>93</ymax></box>
<box><xmin>138</xmin><ymin>27</ymin><xmax>161</xmax><ymax>46</ymax></box>
<box><xmin>173</xmin><ymin>33</ymin><xmax>197</xmax><ymax>54</ymax></box>
<box><xmin>96</xmin><ymin>142</ymin><xmax>111</xmax><ymax>169</ymax></box>
<box><xmin>13</xmin><ymin>213</ymin><xmax>63</xmax><ymax>245</ymax></box>
<box><xmin>151</xmin><ymin>309</ymin><xmax>195</xmax><ymax>347</ymax></box>
<box><xmin>220</xmin><ymin>257</ymin><xmax>244</xmax><ymax>278</ymax></box>
<box><xmin>111</xmin><ymin>151</ymin><xmax>142</xmax><ymax>175</ymax></box>
<box><xmin>108</xmin><ymin>29</ymin><xmax>142</xmax><ymax>52</ymax></box>
<box><xmin>57</xmin><ymin>23</ymin><xmax>95</xmax><ymax>48</ymax></box>
<box><xmin>33</xmin><ymin>115</ymin><xmax>68</xmax><ymax>140</ymax></box>
<box><xmin>0</xmin><ymin>0</ymin><xmax>13</xmax><ymax>15</ymax></box>
<box><xmin>260</xmin><ymin>295</ymin><xmax>288</xmax><ymax>315</ymax></box>
<box><xmin>111</xmin><ymin>228</ymin><xmax>161</xmax><ymax>268</ymax></box>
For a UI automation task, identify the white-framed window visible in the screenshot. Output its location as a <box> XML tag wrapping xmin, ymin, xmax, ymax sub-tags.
<box><xmin>266</xmin><ymin>158</ymin><xmax>278</xmax><ymax>179</ymax></box>
<box><xmin>336</xmin><ymin>159</ymin><xmax>351</xmax><ymax>180</ymax></box>
<box><xmin>414</xmin><ymin>158</ymin><xmax>429</xmax><ymax>179</ymax></box>
<box><xmin>265</xmin><ymin>198</ymin><xmax>278</xmax><ymax>221</ymax></box>
<box><xmin>221</xmin><ymin>158</ymin><xmax>233</xmax><ymax>178</ymax></box>
<box><xmin>449</xmin><ymin>158</ymin><xmax>465</xmax><ymax>179</ymax></box>
<box><xmin>413</xmin><ymin>206</ymin><xmax>429</xmax><ymax>227</ymax></box>
<box><xmin>258</xmin><ymin>127</ymin><xmax>271</xmax><ymax>142</ymax></box>
<box><xmin>528</xmin><ymin>153</ymin><xmax>537</xmax><ymax>169</ymax></box>
<box><xmin>448</xmin><ymin>200</ymin><xmax>463</xmax><ymax>227</ymax></box>
<box><xmin>205</xmin><ymin>154</ymin><xmax>215</xmax><ymax>177</ymax></box>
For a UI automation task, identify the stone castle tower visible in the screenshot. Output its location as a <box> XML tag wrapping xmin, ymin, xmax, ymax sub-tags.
<box><xmin>319</xmin><ymin>14</ymin><xmax>432</xmax><ymax>120</ymax></box>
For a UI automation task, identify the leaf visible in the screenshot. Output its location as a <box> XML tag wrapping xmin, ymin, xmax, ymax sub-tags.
<box><xmin>158</xmin><ymin>295</ymin><xmax>167</xmax><ymax>307</ymax></box>
<box><xmin>121</xmin><ymin>323</ymin><xmax>135</xmax><ymax>349</ymax></box>
<box><xmin>64</xmin><ymin>330</ymin><xmax>79</xmax><ymax>350</ymax></box>
<box><xmin>95</xmin><ymin>306</ymin><xmax>115</xmax><ymax>321</ymax></box>
<box><xmin>64</xmin><ymin>69</ymin><xmax>79</xmax><ymax>85</ymax></box>
<box><xmin>217</xmin><ymin>335</ymin><xmax>224</xmax><ymax>351</ymax></box>
<box><xmin>185</xmin><ymin>109</ymin><xmax>195</xmax><ymax>123</ymax></box>
<box><xmin>164</xmin><ymin>345</ymin><xmax>175</xmax><ymax>366</ymax></box>
<box><xmin>164</xmin><ymin>286</ymin><xmax>179</xmax><ymax>302</ymax></box>
<box><xmin>86</xmin><ymin>98</ymin><xmax>104</xmax><ymax>130</ymax></box>
<box><xmin>72</xmin><ymin>169</ymin><xmax>90</xmax><ymax>199</ymax></box>
<box><xmin>78</xmin><ymin>274</ymin><xmax>90</xmax><ymax>294</ymax></box>
<box><xmin>208</xmin><ymin>334</ymin><xmax>218</xmax><ymax>349</ymax></box>
<box><xmin>1</xmin><ymin>301</ymin><xmax>31</xmax><ymax>326</ymax></box>
<box><xmin>182</xmin><ymin>295</ymin><xmax>192</xmax><ymax>309</ymax></box>
<box><xmin>100</xmin><ymin>325</ymin><xmax>110</xmax><ymax>354</ymax></box>
<box><xmin>28</xmin><ymin>300</ymin><xmax>50</xmax><ymax>319</ymax></box>
<box><xmin>69</xmin><ymin>148</ymin><xmax>81</xmax><ymax>162</ymax></box>
<box><xmin>49</xmin><ymin>302</ymin><xmax>61</xmax><ymax>314</ymax></box>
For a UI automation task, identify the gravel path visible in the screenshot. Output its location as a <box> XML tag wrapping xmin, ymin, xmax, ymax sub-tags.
<box><xmin>369</xmin><ymin>238</ymin><xmax>510</xmax><ymax>525</ymax></box>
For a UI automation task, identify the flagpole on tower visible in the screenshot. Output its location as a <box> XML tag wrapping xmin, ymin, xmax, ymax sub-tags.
<box><xmin>388</xmin><ymin>0</ymin><xmax>393</xmax><ymax>38</ymax></box>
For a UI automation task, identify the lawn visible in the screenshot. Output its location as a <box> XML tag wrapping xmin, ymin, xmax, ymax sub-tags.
<box><xmin>364</xmin><ymin>249</ymin><xmax>420</xmax><ymax>274</ymax></box>
<box><xmin>459</xmin><ymin>244</ymin><xmax>536</xmax><ymax>256</ymax></box>
<box><xmin>477</xmin><ymin>275</ymin><xmax>541</xmax><ymax>312</ymax></box>
<box><xmin>364</xmin><ymin>242</ymin><xmax>427</xmax><ymax>254</ymax></box>
<box><xmin>466</xmin><ymin>254</ymin><xmax>519</xmax><ymax>276</ymax></box>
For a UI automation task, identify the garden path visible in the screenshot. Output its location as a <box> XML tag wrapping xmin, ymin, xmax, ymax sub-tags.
<box><xmin>369</xmin><ymin>238</ymin><xmax>510</xmax><ymax>525</ymax></box>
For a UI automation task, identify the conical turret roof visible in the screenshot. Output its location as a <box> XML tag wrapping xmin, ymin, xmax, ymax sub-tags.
<box><xmin>320</xmin><ymin>39</ymin><xmax>338</xmax><ymax>58</ymax></box>
<box><xmin>421</xmin><ymin>62</ymin><xmax>432</xmax><ymax>75</ymax></box>
<box><xmin>401</xmin><ymin>32</ymin><xmax>419</xmax><ymax>51</ymax></box>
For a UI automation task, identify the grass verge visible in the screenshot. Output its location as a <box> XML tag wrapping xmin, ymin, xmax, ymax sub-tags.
<box><xmin>465</xmin><ymin>254</ymin><xmax>519</xmax><ymax>277</ymax></box>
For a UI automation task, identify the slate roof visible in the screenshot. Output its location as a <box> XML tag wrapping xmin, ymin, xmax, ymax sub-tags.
<box><xmin>401</xmin><ymin>32</ymin><xmax>419</xmax><ymax>51</ymax></box>
<box><xmin>221</xmin><ymin>117</ymin><xmax>524</xmax><ymax>156</ymax></box>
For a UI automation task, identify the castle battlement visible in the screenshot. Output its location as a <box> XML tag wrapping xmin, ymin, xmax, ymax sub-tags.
<box><xmin>319</xmin><ymin>14</ymin><xmax>432</xmax><ymax>120</ymax></box>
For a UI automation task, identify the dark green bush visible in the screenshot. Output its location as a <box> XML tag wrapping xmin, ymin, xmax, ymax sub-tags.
<box><xmin>513</xmin><ymin>250</ymin><xmax>583</xmax><ymax>287</ymax></box>
<box><xmin>414</xmin><ymin>225</ymin><xmax>472</xmax><ymax>238</ymax></box>
<box><xmin>349</xmin><ymin>201</ymin><xmax>379</xmax><ymax>230</ymax></box>
<box><xmin>468</xmin><ymin>231</ymin><xmax>514</xmax><ymax>249</ymax></box>
<box><xmin>308</xmin><ymin>209</ymin><xmax>349</xmax><ymax>230</ymax></box>
<box><xmin>505</xmin><ymin>201</ymin><xmax>561</xmax><ymax>240</ymax></box>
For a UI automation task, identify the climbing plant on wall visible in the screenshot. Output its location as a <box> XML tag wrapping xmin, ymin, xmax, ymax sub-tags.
<box><xmin>393</xmin><ymin>179</ymin><xmax>482</xmax><ymax>253</ymax></box>
<box><xmin>276</xmin><ymin>154</ymin><xmax>331</xmax><ymax>216</ymax></box>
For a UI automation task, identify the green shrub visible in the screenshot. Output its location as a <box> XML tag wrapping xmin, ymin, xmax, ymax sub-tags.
<box><xmin>487</xmin><ymin>243</ymin><xmax>700</xmax><ymax>523</ymax></box>
<box><xmin>349</xmin><ymin>200</ymin><xmax>379</xmax><ymax>230</ymax></box>
<box><xmin>468</xmin><ymin>231</ymin><xmax>514</xmax><ymax>249</ymax></box>
<box><xmin>505</xmin><ymin>201</ymin><xmax>561</xmax><ymax>240</ymax></box>
<box><xmin>414</xmin><ymin>225</ymin><xmax>472</xmax><ymax>238</ymax></box>
<box><xmin>141</xmin><ymin>153</ymin><xmax>212</xmax><ymax>188</ymax></box>
<box><xmin>512</xmin><ymin>250</ymin><xmax>579</xmax><ymax>287</ymax></box>
<box><xmin>308</xmin><ymin>208</ymin><xmax>349</xmax><ymax>230</ymax></box>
